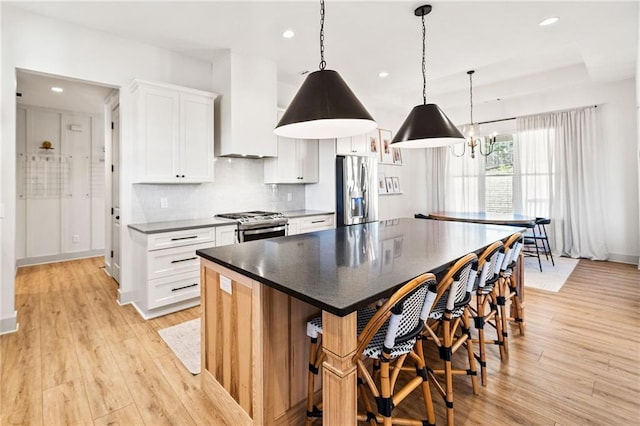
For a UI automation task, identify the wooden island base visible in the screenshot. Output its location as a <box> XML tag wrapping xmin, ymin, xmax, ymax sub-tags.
<box><xmin>200</xmin><ymin>259</ymin><xmax>324</xmax><ymax>425</ymax></box>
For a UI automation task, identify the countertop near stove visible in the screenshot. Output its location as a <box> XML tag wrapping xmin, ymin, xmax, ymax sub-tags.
<box><xmin>128</xmin><ymin>218</ymin><xmax>237</xmax><ymax>234</ymax></box>
<box><xmin>282</xmin><ymin>210</ymin><xmax>334</xmax><ymax>218</ymax></box>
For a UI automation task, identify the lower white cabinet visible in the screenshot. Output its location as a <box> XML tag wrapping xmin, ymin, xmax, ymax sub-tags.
<box><xmin>216</xmin><ymin>225</ymin><xmax>238</xmax><ymax>246</ymax></box>
<box><xmin>288</xmin><ymin>214</ymin><xmax>335</xmax><ymax>236</ymax></box>
<box><xmin>131</xmin><ymin>225</ymin><xmax>236</xmax><ymax>319</ymax></box>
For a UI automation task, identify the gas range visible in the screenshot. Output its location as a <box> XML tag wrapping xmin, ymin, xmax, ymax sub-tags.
<box><xmin>215</xmin><ymin>211</ymin><xmax>288</xmax><ymax>242</ymax></box>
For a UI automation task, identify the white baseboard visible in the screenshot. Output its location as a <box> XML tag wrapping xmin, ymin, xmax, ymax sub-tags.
<box><xmin>0</xmin><ymin>311</ymin><xmax>18</xmax><ymax>335</ymax></box>
<box><xmin>17</xmin><ymin>250</ymin><xmax>104</xmax><ymax>267</ymax></box>
<box><xmin>607</xmin><ymin>253</ymin><xmax>639</xmax><ymax>265</ymax></box>
<box><xmin>117</xmin><ymin>289</ymin><xmax>133</xmax><ymax>305</ymax></box>
<box><xmin>132</xmin><ymin>299</ymin><xmax>200</xmax><ymax>320</ymax></box>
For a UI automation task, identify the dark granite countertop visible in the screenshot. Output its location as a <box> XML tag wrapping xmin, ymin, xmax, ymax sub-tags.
<box><xmin>197</xmin><ymin>218</ymin><xmax>521</xmax><ymax>317</ymax></box>
<box><xmin>128</xmin><ymin>218</ymin><xmax>237</xmax><ymax>234</ymax></box>
<box><xmin>282</xmin><ymin>210</ymin><xmax>334</xmax><ymax>218</ymax></box>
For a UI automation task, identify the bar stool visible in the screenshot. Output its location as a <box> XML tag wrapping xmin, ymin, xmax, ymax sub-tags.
<box><xmin>421</xmin><ymin>253</ymin><xmax>479</xmax><ymax>426</ymax></box>
<box><xmin>535</xmin><ymin>217</ymin><xmax>555</xmax><ymax>266</ymax></box>
<box><xmin>522</xmin><ymin>221</ymin><xmax>543</xmax><ymax>272</ymax></box>
<box><xmin>497</xmin><ymin>232</ymin><xmax>525</xmax><ymax>359</ymax></box>
<box><xmin>305</xmin><ymin>272</ymin><xmax>439</xmax><ymax>425</ymax></box>
<box><xmin>469</xmin><ymin>240</ymin><xmax>505</xmax><ymax>386</ymax></box>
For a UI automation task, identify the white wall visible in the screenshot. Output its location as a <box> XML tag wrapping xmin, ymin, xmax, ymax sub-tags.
<box><xmin>16</xmin><ymin>105</ymin><xmax>105</xmax><ymax>264</ymax></box>
<box><xmin>637</xmin><ymin>4</ymin><xmax>640</xmax><ymax>269</ymax></box>
<box><xmin>1</xmin><ymin>5</ymin><xmax>214</xmax><ymax>333</ymax></box>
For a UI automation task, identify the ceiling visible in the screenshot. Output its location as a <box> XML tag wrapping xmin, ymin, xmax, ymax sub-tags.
<box><xmin>9</xmin><ymin>1</ymin><xmax>639</xmax><ymax>117</ymax></box>
<box><xmin>17</xmin><ymin>71</ymin><xmax>115</xmax><ymax>114</ymax></box>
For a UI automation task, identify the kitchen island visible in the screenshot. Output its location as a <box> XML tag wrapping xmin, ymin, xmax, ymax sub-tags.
<box><xmin>196</xmin><ymin>218</ymin><xmax>521</xmax><ymax>424</ymax></box>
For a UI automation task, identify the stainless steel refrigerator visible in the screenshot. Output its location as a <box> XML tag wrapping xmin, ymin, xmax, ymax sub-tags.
<box><xmin>336</xmin><ymin>155</ymin><xmax>379</xmax><ymax>227</ymax></box>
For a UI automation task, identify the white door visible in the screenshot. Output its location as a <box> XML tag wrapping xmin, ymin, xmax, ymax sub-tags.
<box><xmin>110</xmin><ymin>105</ymin><xmax>121</xmax><ymax>283</ymax></box>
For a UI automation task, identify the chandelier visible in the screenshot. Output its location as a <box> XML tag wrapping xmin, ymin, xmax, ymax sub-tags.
<box><xmin>451</xmin><ymin>70</ymin><xmax>496</xmax><ymax>158</ymax></box>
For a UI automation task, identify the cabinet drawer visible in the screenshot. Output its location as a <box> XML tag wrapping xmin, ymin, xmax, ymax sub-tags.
<box><xmin>299</xmin><ymin>215</ymin><xmax>334</xmax><ymax>231</ymax></box>
<box><xmin>148</xmin><ymin>272</ymin><xmax>200</xmax><ymax>309</ymax></box>
<box><xmin>148</xmin><ymin>242</ymin><xmax>213</xmax><ymax>280</ymax></box>
<box><xmin>147</xmin><ymin>227</ymin><xmax>215</xmax><ymax>250</ymax></box>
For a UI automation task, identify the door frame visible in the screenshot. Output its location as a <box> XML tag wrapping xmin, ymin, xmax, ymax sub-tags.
<box><xmin>104</xmin><ymin>91</ymin><xmax>120</xmax><ymax>280</ymax></box>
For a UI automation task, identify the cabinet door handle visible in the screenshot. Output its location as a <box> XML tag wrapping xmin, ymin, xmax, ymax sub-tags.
<box><xmin>170</xmin><ymin>256</ymin><xmax>198</xmax><ymax>264</ymax></box>
<box><xmin>311</xmin><ymin>220</ymin><xmax>325</xmax><ymax>224</ymax></box>
<box><xmin>171</xmin><ymin>283</ymin><xmax>198</xmax><ymax>292</ymax></box>
<box><xmin>176</xmin><ymin>174</ymin><xmax>180</xmax><ymax>178</ymax></box>
<box><xmin>170</xmin><ymin>235</ymin><xmax>198</xmax><ymax>241</ymax></box>
<box><xmin>181</xmin><ymin>175</ymin><xmax>185</xmax><ymax>178</ymax></box>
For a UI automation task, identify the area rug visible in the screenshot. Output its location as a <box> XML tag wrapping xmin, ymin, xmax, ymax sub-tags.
<box><xmin>158</xmin><ymin>318</ymin><xmax>201</xmax><ymax>375</ymax></box>
<box><xmin>523</xmin><ymin>255</ymin><xmax>579</xmax><ymax>292</ymax></box>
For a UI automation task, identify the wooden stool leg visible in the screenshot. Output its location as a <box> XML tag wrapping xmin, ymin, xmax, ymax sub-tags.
<box><xmin>510</xmin><ymin>280</ymin><xmax>526</xmax><ymax>336</ymax></box>
<box><xmin>379</xmin><ymin>353</ymin><xmax>392</xmax><ymax>426</ymax></box>
<box><xmin>498</xmin><ymin>279</ymin><xmax>510</xmax><ymax>360</ymax></box>
<box><xmin>475</xmin><ymin>294</ymin><xmax>488</xmax><ymax>386</ymax></box>
<box><xmin>442</xmin><ymin>314</ymin><xmax>455</xmax><ymax>426</ymax></box>
<box><xmin>414</xmin><ymin>339</ymin><xmax>436</xmax><ymax>425</ymax></box>
<box><xmin>463</xmin><ymin>309</ymin><xmax>479</xmax><ymax>395</ymax></box>
<box><xmin>305</xmin><ymin>336</ymin><xmax>324</xmax><ymax>425</ymax></box>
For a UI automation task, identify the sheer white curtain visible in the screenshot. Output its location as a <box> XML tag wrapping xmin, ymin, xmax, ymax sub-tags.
<box><xmin>444</xmin><ymin>144</ymin><xmax>486</xmax><ymax>212</ymax></box>
<box><xmin>515</xmin><ymin>106</ymin><xmax>608</xmax><ymax>259</ymax></box>
<box><xmin>424</xmin><ymin>147</ymin><xmax>448</xmax><ymax>212</ymax></box>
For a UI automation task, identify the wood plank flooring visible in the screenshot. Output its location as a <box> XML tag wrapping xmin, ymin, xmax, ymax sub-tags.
<box><xmin>1</xmin><ymin>257</ymin><xmax>638</xmax><ymax>425</ymax></box>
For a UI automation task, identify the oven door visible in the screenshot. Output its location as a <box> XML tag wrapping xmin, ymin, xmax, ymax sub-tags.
<box><xmin>239</xmin><ymin>225</ymin><xmax>287</xmax><ymax>242</ymax></box>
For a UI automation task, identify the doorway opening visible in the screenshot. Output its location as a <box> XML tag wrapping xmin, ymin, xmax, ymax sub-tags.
<box><xmin>15</xmin><ymin>69</ymin><xmax>119</xmax><ymax>283</ymax></box>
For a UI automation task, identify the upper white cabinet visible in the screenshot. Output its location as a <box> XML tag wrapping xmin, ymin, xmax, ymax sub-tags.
<box><xmin>264</xmin><ymin>108</ymin><xmax>319</xmax><ymax>184</ymax></box>
<box><xmin>264</xmin><ymin>137</ymin><xmax>318</xmax><ymax>183</ymax></box>
<box><xmin>264</xmin><ymin>137</ymin><xmax>319</xmax><ymax>184</ymax></box>
<box><xmin>336</xmin><ymin>133</ymin><xmax>368</xmax><ymax>156</ymax></box>
<box><xmin>336</xmin><ymin>131</ymin><xmax>379</xmax><ymax>157</ymax></box>
<box><xmin>131</xmin><ymin>80</ymin><xmax>218</xmax><ymax>183</ymax></box>
<box><xmin>212</xmin><ymin>52</ymin><xmax>278</xmax><ymax>157</ymax></box>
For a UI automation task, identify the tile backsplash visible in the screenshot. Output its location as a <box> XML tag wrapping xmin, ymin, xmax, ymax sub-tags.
<box><xmin>131</xmin><ymin>157</ymin><xmax>305</xmax><ymax>223</ymax></box>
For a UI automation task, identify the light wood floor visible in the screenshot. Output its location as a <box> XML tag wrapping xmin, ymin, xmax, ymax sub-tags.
<box><xmin>1</xmin><ymin>257</ymin><xmax>638</xmax><ymax>425</ymax></box>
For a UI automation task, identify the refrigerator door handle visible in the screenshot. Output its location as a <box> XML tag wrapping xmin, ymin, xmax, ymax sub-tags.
<box><xmin>362</xmin><ymin>161</ymin><xmax>369</xmax><ymax>218</ymax></box>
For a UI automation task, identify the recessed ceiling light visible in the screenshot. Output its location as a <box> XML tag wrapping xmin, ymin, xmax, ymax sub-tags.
<box><xmin>378</xmin><ymin>72</ymin><xmax>389</xmax><ymax>78</ymax></box>
<box><xmin>51</xmin><ymin>87</ymin><xmax>64</xmax><ymax>93</ymax></box>
<box><xmin>282</xmin><ymin>29</ymin><xmax>295</xmax><ymax>39</ymax></box>
<box><xmin>539</xmin><ymin>16</ymin><xmax>559</xmax><ymax>26</ymax></box>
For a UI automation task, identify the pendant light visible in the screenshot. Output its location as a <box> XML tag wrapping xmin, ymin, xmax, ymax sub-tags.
<box><xmin>390</xmin><ymin>5</ymin><xmax>465</xmax><ymax>148</ymax></box>
<box><xmin>274</xmin><ymin>0</ymin><xmax>377</xmax><ymax>139</ymax></box>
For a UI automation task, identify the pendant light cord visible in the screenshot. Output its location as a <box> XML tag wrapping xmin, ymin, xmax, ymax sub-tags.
<box><xmin>421</xmin><ymin>13</ymin><xmax>427</xmax><ymax>105</ymax></box>
<box><xmin>319</xmin><ymin>0</ymin><xmax>326</xmax><ymax>70</ymax></box>
<box><xmin>469</xmin><ymin>72</ymin><xmax>474</xmax><ymax>125</ymax></box>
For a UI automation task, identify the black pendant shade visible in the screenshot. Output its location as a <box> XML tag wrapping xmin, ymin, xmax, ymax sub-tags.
<box><xmin>274</xmin><ymin>69</ymin><xmax>377</xmax><ymax>139</ymax></box>
<box><xmin>390</xmin><ymin>104</ymin><xmax>465</xmax><ymax>148</ymax></box>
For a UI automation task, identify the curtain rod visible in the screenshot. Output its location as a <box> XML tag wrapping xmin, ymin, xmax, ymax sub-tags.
<box><xmin>477</xmin><ymin>104</ymin><xmax>598</xmax><ymax>126</ymax></box>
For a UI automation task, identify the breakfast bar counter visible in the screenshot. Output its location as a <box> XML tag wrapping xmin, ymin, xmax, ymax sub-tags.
<box><xmin>196</xmin><ymin>218</ymin><xmax>521</xmax><ymax>424</ymax></box>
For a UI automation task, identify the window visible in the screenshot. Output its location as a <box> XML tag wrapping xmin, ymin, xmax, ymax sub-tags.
<box><xmin>484</xmin><ymin>134</ymin><xmax>514</xmax><ymax>214</ymax></box>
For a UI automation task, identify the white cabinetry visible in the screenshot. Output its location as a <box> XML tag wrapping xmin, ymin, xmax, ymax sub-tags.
<box><xmin>131</xmin><ymin>225</ymin><xmax>235</xmax><ymax>319</ymax></box>
<box><xmin>131</xmin><ymin>80</ymin><xmax>218</xmax><ymax>183</ymax></box>
<box><xmin>336</xmin><ymin>133</ymin><xmax>369</xmax><ymax>156</ymax></box>
<box><xmin>215</xmin><ymin>225</ymin><xmax>238</xmax><ymax>246</ymax></box>
<box><xmin>264</xmin><ymin>138</ymin><xmax>319</xmax><ymax>184</ymax></box>
<box><xmin>288</xmin><ymin>214</ymin><xmax>335</xmax><ymax>236</ymax></box>
<box><xmin>264</xmin><ymin>109</ymin><xmax>319</xmax><ymax>184</ymax></box>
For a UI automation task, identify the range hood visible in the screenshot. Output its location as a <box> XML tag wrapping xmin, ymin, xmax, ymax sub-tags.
<box><xmin>212</xmin><ymin>50</ymin><xmax>278</xmax><ymax>158</ymax></box>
